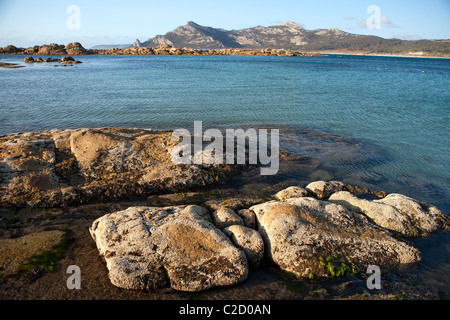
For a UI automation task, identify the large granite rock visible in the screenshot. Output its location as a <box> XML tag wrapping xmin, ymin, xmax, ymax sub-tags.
<box><xmin>90</xmin><ymin>205</ymin><xmax>249</xmax><ymax>292</ymax></box>
<box><xmin>65</xmin><ymin>42</ymin><xmax>87</xmax><ymax>55</ymax></box>
<box><xmin>222</xmin><ymin>225</ymin><xmax>264</xmax><ymax>268</ymax></box>
<box><xmin>250</xmin><ymin>197</ymin><xmax>421</xmax><ymax>279</ymax></box>
<box><xmin>37</xmin><ymin>43</ymin><xmax>67</xmax><ymax>55</ymax></box>
<box><xmin>0</xmin><ymin>128</ymin><xmax>242</xmax><ymax>207</ymax></box>
<box><xmin>329</xmin><ymin>191</ymin><xmax>448</xmax><ymax>237</ymax></box>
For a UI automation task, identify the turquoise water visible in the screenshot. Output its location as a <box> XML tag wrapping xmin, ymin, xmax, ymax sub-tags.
<box><xmin>0</xmin><ymin>54</ymin><xmax>449</xmax><ymax>210</ymax></box>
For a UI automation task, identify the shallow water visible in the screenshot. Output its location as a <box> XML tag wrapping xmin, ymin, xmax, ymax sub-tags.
<box><xmin>0</xmin><ymin>53</ymin><xmax>448</xmax><ymax>212</ymax></box>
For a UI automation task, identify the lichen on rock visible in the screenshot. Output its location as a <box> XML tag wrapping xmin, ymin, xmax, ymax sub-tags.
<box><xmin>250</xmin><ymin>197</ymin><xmax>422</xmax><ymax>279</ymax></box>
<box><xmin>90</xmin><ymin>205</ymin><xmax>249</xmax><ymax>292</ymax></box>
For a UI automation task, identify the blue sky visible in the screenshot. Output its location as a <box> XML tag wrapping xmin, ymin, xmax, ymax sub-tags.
<box><xmin>0</xmin><ymin>0</ymin><xmax>449</xmax><ymax>48</ymax></box>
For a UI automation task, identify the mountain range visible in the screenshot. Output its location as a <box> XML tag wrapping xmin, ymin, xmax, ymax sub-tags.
<box><xmin>93</xmin><ymin>21</ymin><xmax>450</xmax><ymax>57</ymax></box>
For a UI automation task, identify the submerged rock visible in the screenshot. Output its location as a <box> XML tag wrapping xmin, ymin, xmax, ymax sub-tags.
<box><xmin>250</xmin><ymin>197</ymin><xmax>421</xmax><ymax>279</ymax></box>
<box><xmin>24</xmin><ymin>56</ymin><xmax>35</xmax><ymax>63</ymax></box>
<box><xmin>90</xmin><ymin>205</ymin><xmax>248</xmax><ymax>292</ymax></box>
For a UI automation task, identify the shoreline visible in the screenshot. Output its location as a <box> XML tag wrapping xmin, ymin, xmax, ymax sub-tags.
<box><xmin>0</xmin><ymin>126</ymin><xmax>449</xmax><ymax>300</ymax></box>
<box><xmin>2</xmin><ymin>42</ymin><xmax>449</xmax><ymax>59</ymax></box>
<box><xmin>318</xmin><ymin>49</ymin><xmax>450</xmax><ymax>59</ymax></box>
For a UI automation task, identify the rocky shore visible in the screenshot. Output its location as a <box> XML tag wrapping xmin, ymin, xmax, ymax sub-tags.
<box><xmin>0</xmin><ymin>128</ymin><xmax>448</xmax><ymax>298</ymax></box>
<box><xmin>0</xmin><ymin>128</ymin><xmax>243</xmax><ymax>208</ymax></box>
<box><xmin>0</xmin><ymin>42</ymin><xmax>322</xmax><ymax>57</ymax></box>
<box><xmin>90</xmin><ymin>182</ymin><xmax>447</xmax><ymax>293</ymax></box>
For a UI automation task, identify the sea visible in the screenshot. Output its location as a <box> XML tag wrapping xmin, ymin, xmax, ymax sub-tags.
<box><xmin>0</xmin><ymin>53</ymin><xmax>449</xmax><ymax>297</ymax></box>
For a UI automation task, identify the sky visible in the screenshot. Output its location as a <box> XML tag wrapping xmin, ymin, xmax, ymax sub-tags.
<box><xmin>0</xmin><ymin>0</ymin><xmax>449</xmax><ymax>48</ymax></box>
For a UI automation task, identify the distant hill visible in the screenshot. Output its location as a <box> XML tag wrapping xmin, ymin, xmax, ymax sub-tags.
<box><xmin>131</xmin><ymin>21</ymin><xmax>450</xmax><ymax>57</ymax></box>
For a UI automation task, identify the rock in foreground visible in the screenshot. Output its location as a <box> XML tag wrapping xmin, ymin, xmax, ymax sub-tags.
<box><xmin>90</xmin><ymin>205</ymin><xmax>248</xmax><ymax>292</ymax></box>
<box><xmin>250</xmin><ymin>197</ymin><xmax>421</xmax><ymax>279</ymax></box>
<box><xmin>89</xmin><ymin>183</ymin><xmax>448</xmax><ymax>292</ymax></box>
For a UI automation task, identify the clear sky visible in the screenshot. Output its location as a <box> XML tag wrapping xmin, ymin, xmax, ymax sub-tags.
<box><xmin>0</xmin><ymin>0</ymin><xmax>449</xmax><ymax>48</ymax></box>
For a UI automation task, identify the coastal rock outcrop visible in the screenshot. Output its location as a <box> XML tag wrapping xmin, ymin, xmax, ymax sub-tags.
<box><xmin>0</xmin><ymin>128</ymin><xmax>243</xmax><ymax>207</ymax></box>
<box><xmin>22</xmin><ymin>56</ymin><xmax>81</xmax><ymax>65</ymax></box>
<box><xmin>87</xmin><ymin>183</ymin><xmax>447</xmax><ymax>292</ymax></box>
<box><xmin>250</xmin><ymin>197</ymin><xmax>421</xmax><ymax>279</ymax></box>
<box><xmin>90</xmin><ymin>205</ymin><xmax>249</xmax><ymax>292</ymax></box>
<box><xmin>1</xmin><ymin>45</ymin><xmax>22</xmax><ymax>54</ymax></box>
<box><xmin>65</xmin><ymin>42</ymin><xmax>87</xmax><ymax>55</ymax></box>
<box><xmin>329</xmin><ymin>191</ymin><xmax>448</xmax><ymax>237</ymax></box>
<box><xmin>37</xmin><ymin>43</ymin><xmax>67</xmax><ymax>55</ymax></box>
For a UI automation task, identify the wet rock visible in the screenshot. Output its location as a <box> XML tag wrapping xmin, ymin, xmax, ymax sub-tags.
<box><xmin>61</xmin><ymin>56</ymin><xmax>75</xmax><ymax>62</ymax></box>
<box><xmin>250</xmin><ymin>197</ymin><xmax>421</xmax><ymax>279</ymax></box>
<box><xmin>305</xmin><ymin>180</ymin><xmax>345</xmax><ymax>200</ymax></box>
<box><xmin>0</xmin><ymin>62</ymin><xmax>24</xmax><ymax>69</ymax></box>
<box><xmin>24</xmin><ymin>56</ymin><xmax>35</xmax><ymax>63</ymax></box>
<box><xmin>223</xmin><ymin>225</ymin><xmax>264</xmax><ymax>268</ymax></box>
<box><xmin>90</xmin><ymin>205</ymin><xmax>248</xmax><ymax>292</ymax></box>
<box><xmin>212</xmin><ymin>208</ymin><xmax>244</xmax><ymax>229</ymax></box>
<box><xmin>60</xmin><ymin>56</ymin><xmax>82</xmax><ymax>64</ymax></box>
<box><xmin>44</xmin><ymin>57</ymin><xmax>59</xmax><ymax>63</ymax></box>
<box><xmin>275</xmin><ymin>186</ymin><xmax>309</xmax><ymax>200</ymax></box>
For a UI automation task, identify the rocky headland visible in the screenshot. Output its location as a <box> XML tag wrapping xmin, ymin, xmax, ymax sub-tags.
<box><xmin>0</xmin><ymin>128</ymin><xmax>448</xmax><ymax>298</ymax></box>
<box><xmin>0</xmin><ymin>42</ymin><xmax>322</xmax><ymax>57</ymax></box>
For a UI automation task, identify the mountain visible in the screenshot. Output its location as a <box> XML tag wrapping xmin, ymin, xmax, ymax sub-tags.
<box><xmin>142</xmin><ymin>21</ymin><xmax>243</xmax><ymax>49</ymax></box>
<box><xmin>136</xmin><ymin>21</ymin><xmax>450</xmax><ymax>56</ymax></box>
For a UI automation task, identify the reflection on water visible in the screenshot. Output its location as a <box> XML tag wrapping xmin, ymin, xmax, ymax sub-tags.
<box><xmin>214</xmin><ymin>124</ymin><xmax>449</xmax><ymax>213</ymax></box>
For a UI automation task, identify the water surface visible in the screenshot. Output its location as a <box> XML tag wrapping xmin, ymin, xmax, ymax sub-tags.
<box><xmin>0</xmin><ymin>54</ymin><xmax>448</xmax><ymax>210</ymax></box>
